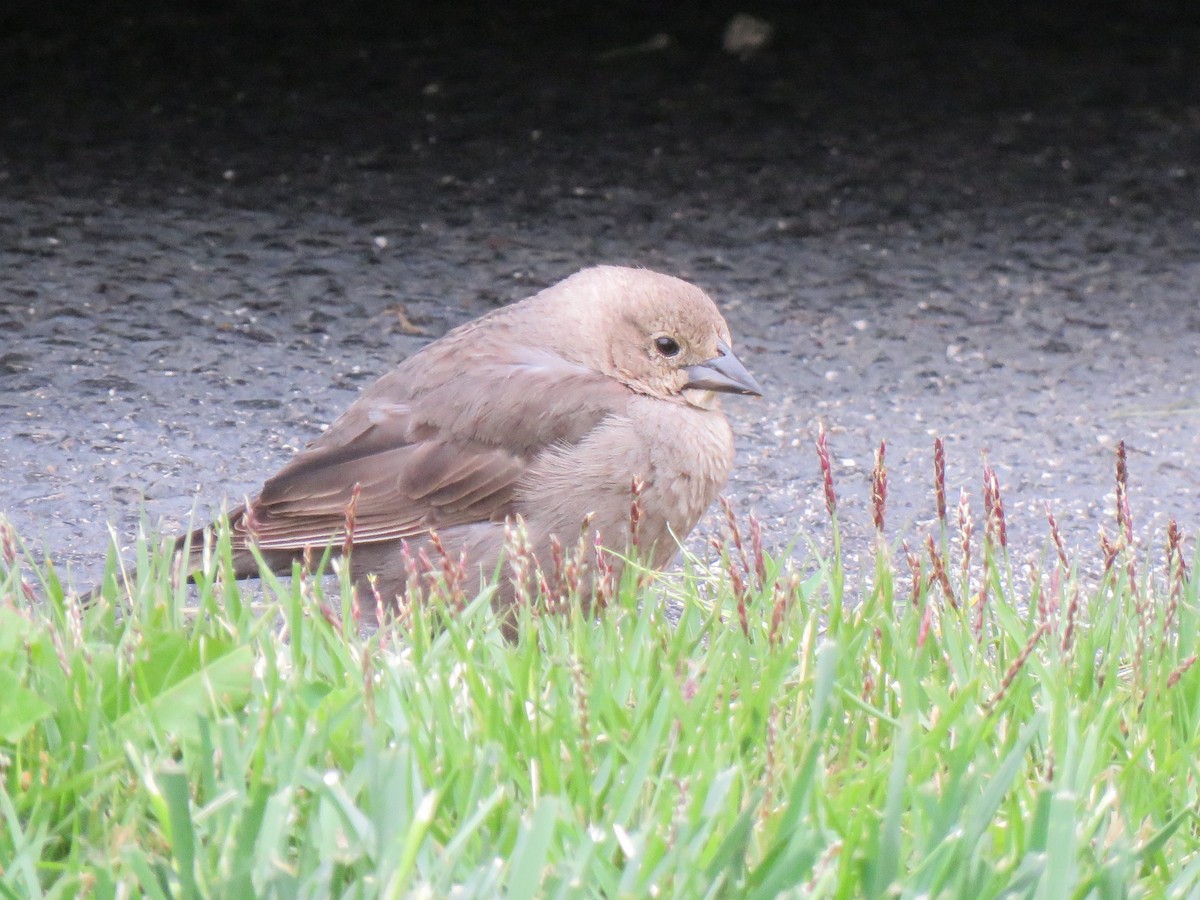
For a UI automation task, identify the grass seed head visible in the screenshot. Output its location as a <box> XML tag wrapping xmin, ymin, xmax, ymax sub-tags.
<box><xmin>1099</xmin><ymin>528</ymin><xmax>1119</xmax><ymax>578</ymax></box>
<box><xmin>593</xmin><ymin>530</ymin><xmax>615</xmax><ymax>611</ymax></box>
<box><xmin>1163</xmin><ymin>520</ymin><xmax>1186</xmax><ymax>644</ymax></box>
<box><xmin>903</xmin><ymin>540</ymin><xmax>922</xmax><ymax>609</ymax></box>
<box><xmin>629</xmin><ymin>475</ymin><xmax>645</xmax><ymax>552</ymax></box>
<box><xmin>0</xmin><ymin>519</ymin><xmax>17</xmax><ymax>568</ymax></box>
<box><xmin>768</xmin><ymin>569</ymin><xmax>800</xmax><ymax>646</ymax></box>
<box><xmin>341</xmin><ymin>482</ymin><xmax>362</xmax><ymax>561</ymax></box>
<box><xmin>549</xmin><ymin>534</ymin><xmax>565</xmax><ymax>594</ymax></box>
<box><xmin>427</xmin><ymin>529</ymin><xmax>468</xmax><ymax>610</ymax></box>
<box><xmin>720</xmin><ymin>495</ymin><xmax>750</xmax><ymax>577</ymax></box>
<box><xmin>816</xmin><ymin>423</ymin><xmax>837</xmax><ymax>517</ymax></box>
<box><xmin>1166</xmin><ymin>519</ymin><xmax>1187</xmax><ymax>578</ymax></box>
<box><xmin>241</xmin><ymin>503</ymin><xmax>262</xmax><ymax>541</ymax></box>
<box><xmin>957</xmin><ymin>487</ymin><xmax>973</xmax><ymax>581</ymax></box>
<box><xmin>1167</xmin><ymin>654</ymin><xmax>1198</xmax><ymax>689</ymax></box>
<box><xmin>503</xmin><ymin>516</ymin><xmax>535</xmax><ymax>610</ymax></box>
<box><xmin>973</xmin><ymin>579</ymin><xmax>988</xmax><ymax>640</ymax></box>
<box><xmin>982</xmin><ymin>460</ymin><xmax>1007</xmax><ymax>551</ymax></box>
<box><xmin>925</xmin><ymin>534</ymin><xmax>958</xmax><ymax>610</ymax></box>
<box><xmin>934</xmin><ymin>437</ymin><xmax>947</xmax><ymax>524</ymax></box>
<box><xmin>749</xmin><ymin>511</ymin><xmax>766</xmax><ymax>590</ymax></box>
<box><xmin>401</xmin><ymin>539</ymin><xmax>427</xmax><ymax>609</ymax></box>
<box><xmin>768</xmin><ymin>580</ymin><xmax>787</xmax><ymax>645</ymax></box>
<box><xmin>871</xmin><ymin>440</ymin><xmax>888</xmax><ymax>533</ymax></box>
<box><xmin>987</xmin><ymin>621</ymin><xmax>1049</xmax><ymax>712</ymax></box>
<box><xmin>367</xmin><ymin>573</ymin><xmax>392</xmax><ymax>641</ymax></box>
<box><xmin>1045</xmin><ymin>502</ymin><xmax>1070</xmax><ymax>572</ymax></box>
<box><xmin>1116</xmin><ymin>440</ymin><xmax>1133</xmax><ymax>545</ymax></box>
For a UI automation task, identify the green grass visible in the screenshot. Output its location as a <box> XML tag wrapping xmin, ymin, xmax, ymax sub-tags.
<box><xmin>2</xmin><ymin>446</ymin><xmax>1199</xmax><ymax>897</ymax></box>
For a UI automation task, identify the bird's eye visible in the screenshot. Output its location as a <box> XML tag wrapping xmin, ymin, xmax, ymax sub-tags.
<box><xmin>655</xmin><ymin>336</ymin><xmax>681</xmax><ymax>357</ymax></box>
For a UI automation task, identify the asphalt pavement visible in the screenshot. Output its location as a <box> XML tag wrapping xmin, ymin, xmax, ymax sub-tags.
<box><xmin>2</xmin><ymin>2</ymin><xmax>1198</xmax><ymax>591</ymax></box>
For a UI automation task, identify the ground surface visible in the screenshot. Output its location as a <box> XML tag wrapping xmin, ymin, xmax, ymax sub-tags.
<box><xmin>2</xmin><ymin>1</ymin><xmax>1199</xmax><ymax>590</ymax></box>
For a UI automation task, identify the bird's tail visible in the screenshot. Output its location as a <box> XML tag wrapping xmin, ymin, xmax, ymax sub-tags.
<box><xmin>81</xmin><ymin>505</ymin><xmax>279</xmax><ymax>606</ymax></box>
<box><xmin>173</xmin><ymin>504</ymin><xmax>266</xmax><ymax>580</ymax></box>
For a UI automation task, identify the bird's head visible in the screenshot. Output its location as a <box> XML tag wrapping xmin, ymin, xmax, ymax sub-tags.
<box><xmin>544</xmin><ymin>266</ymin><xmax>763</xmax><ymax>408</ymax></box>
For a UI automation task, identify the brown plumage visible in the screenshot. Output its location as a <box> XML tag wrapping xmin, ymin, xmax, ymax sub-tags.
<box><xmin>187</xmin><ymin>265</ymin><xmax>760</xmax><ymax>618</ymax></box>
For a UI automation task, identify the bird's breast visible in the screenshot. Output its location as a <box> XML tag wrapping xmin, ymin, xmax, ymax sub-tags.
<box><xmin>515</xmin><ymin>398</ymin><xmax>734</xmax><ymax>562</ymax></box>
<box><xmin>630</xmin><ymin>399</ymin><xmax>734</xmax><ymax>531</ymax></box>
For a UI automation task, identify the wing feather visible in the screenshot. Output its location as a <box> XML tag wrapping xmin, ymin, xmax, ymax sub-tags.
<box><xmin>234</xmin><ymin>343</ymin><xmax>628</xmax><ymax>552</ymax></box>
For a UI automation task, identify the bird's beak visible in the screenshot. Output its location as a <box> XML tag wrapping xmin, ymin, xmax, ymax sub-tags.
<box><xmin>684</xmin><ymin>340</ymin><xmax>763</xmax><ymax>396</ymax></box>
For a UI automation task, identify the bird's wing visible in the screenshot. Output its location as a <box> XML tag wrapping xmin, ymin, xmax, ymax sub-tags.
<box><xmin>239</xmin><ymin>345</ymin><xmax>628</xmax><ymax>551</ymax></box>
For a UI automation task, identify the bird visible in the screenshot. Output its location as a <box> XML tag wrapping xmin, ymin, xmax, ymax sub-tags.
<box><xmin>142</xmin><ymin>266</ymin><xmax>761</xmax><ymax>623</ymax></box>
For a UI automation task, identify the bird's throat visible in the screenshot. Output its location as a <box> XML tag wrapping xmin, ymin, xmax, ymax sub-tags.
<box><xmin>682</xmin><ymin>388</ymin><xmax>720</xmax><ymax>410</ymax></box>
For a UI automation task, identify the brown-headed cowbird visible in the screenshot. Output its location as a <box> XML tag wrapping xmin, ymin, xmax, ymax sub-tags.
<box><xmin>185</xmin><ymin>265</ymin><xmax>761</xmax><ymax>617</ymax></box>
